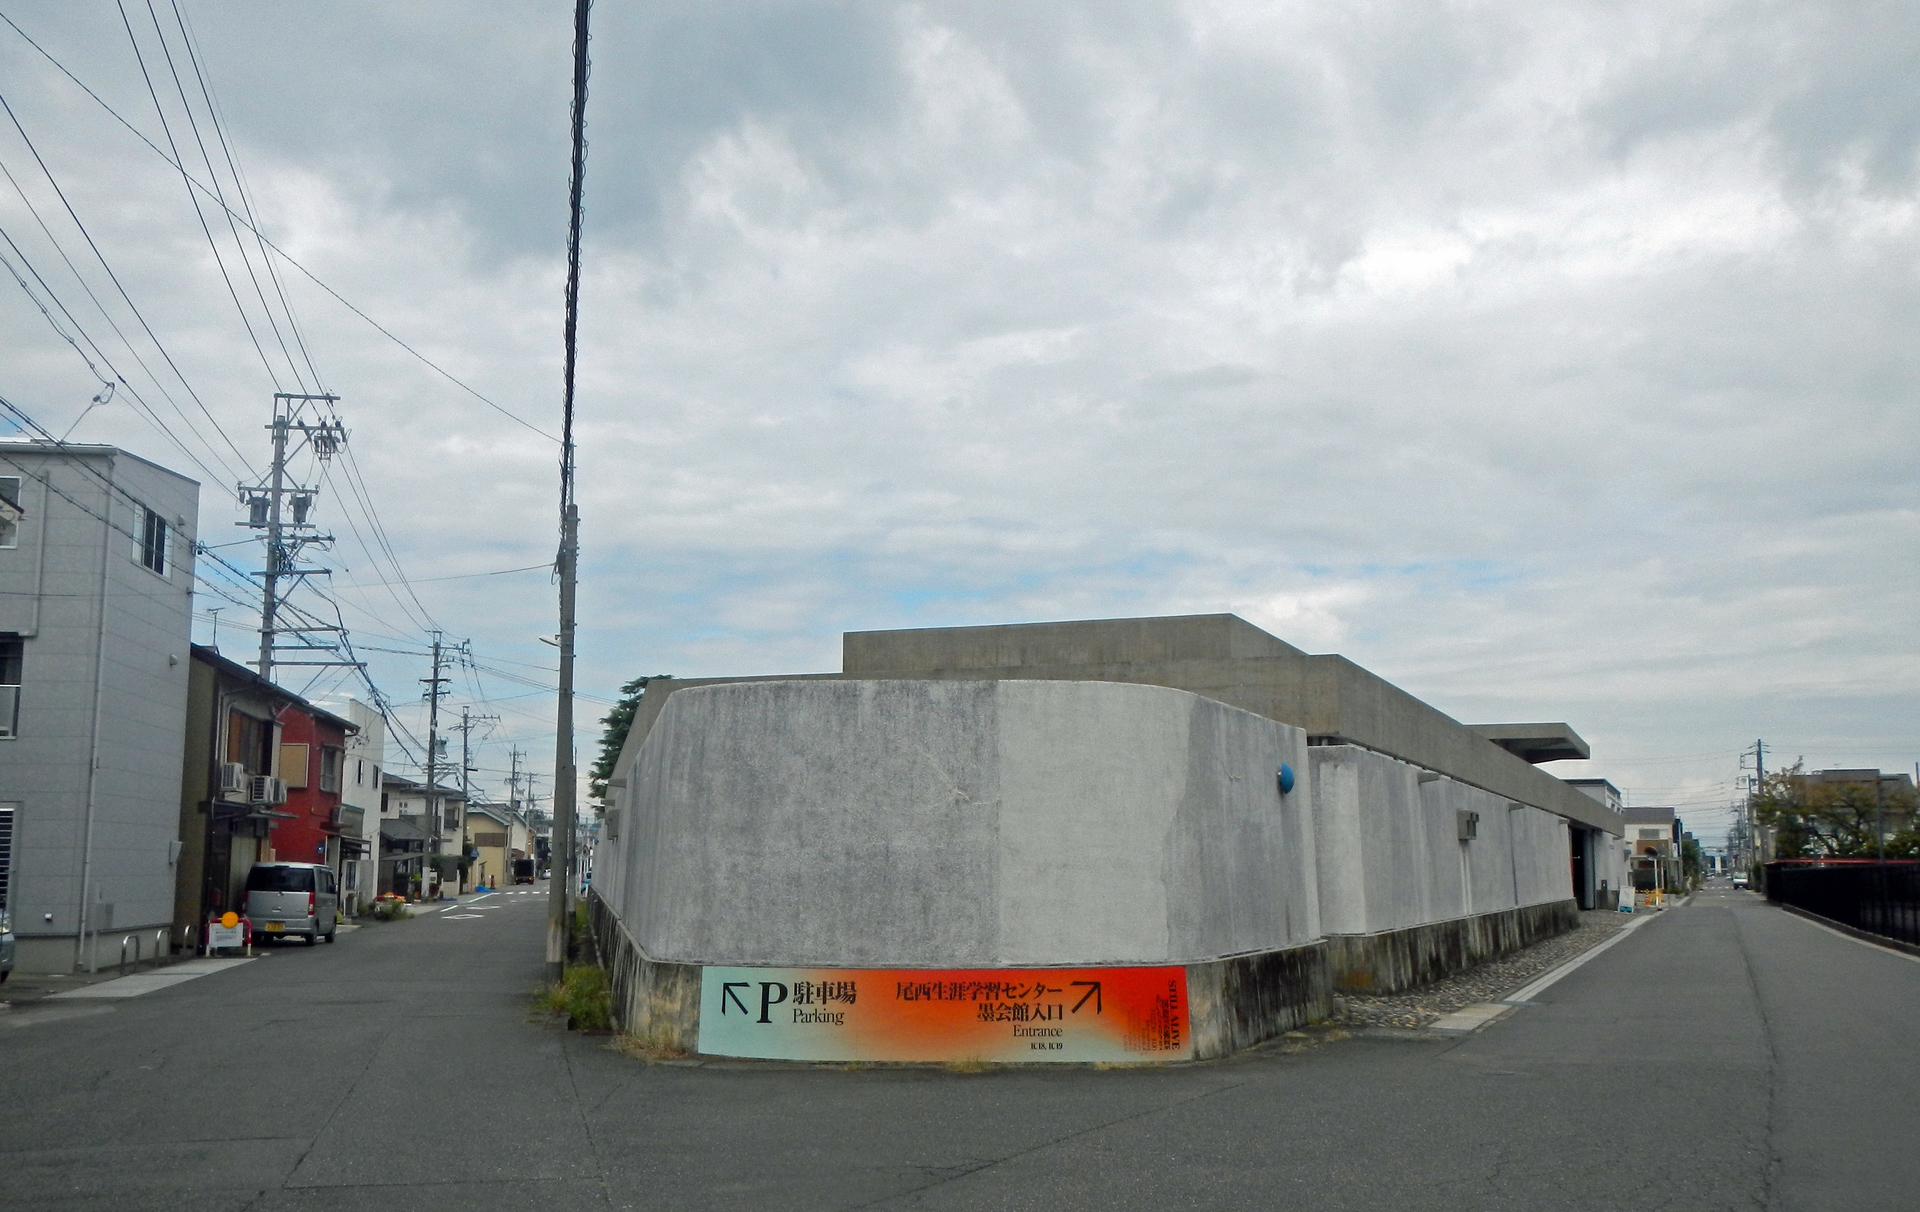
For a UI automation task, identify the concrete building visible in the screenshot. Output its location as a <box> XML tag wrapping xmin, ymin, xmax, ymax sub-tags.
<box><xmin>593</xmin><ymin>614</ymin><xmax>1628</xmax><ymax>1060</ymax></box>
<box><xmin>1622</xmin><ymin>807</ymin><xmax>1683</xmax><ymax>891</ymax></box>
<box><xmin>0</xmin><ymin>442</ymin><xmax>198</xmax><ymax>973</ymax></box>
<box><xmin>1568</xmin><ymin>778</ymin><xmax>1633</xmax><ymax>906</ymax></box>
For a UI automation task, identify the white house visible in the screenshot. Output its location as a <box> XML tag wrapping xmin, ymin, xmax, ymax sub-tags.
<box><xmin>316</xmin><ymin>696</ymin><xmax>385</xmax><ymax>914</ymax></box>
<box><xmin>0</xmin><ymin>441</ymin><xmax>198</xmax><ymax>972</ymax></box>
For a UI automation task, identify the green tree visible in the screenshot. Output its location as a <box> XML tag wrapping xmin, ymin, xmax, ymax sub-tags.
<box><xmin>589</xmin><ymin>675</ymin><xmax>667</xmax><ymax>813</ymax></box>
<box><xmin>1755</xmin><ymin>762</ymin><xmax>1918</xmax><ymax>859</ymax></box>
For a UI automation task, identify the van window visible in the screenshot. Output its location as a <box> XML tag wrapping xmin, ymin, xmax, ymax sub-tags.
<box><xmin>246</xmin><ymin>865</ymin><xmax>314</xmax><ymax>893</ymax></box>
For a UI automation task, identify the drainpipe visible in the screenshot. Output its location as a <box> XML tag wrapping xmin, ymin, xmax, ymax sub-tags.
<box><xmin>75</xmin><ymin>457</ymin><xmax>115</xmax><ymax>972</ymax></box>
<box><xmin>1507</xmin><ymin>803</ymin><xmax>1527</xmax><ymax>910</ymax></box>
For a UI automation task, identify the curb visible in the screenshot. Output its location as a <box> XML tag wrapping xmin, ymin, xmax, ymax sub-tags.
<box><xmin>1775</xmin><ymin>902</ymin><xmax>1920</xmax><ymax>961</ymax></box>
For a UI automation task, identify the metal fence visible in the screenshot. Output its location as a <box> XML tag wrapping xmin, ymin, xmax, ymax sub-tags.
<box><xmin>1766</xmin><ymin>860</ymin><xmax>1920</xmax><ymax>947</ymax></box>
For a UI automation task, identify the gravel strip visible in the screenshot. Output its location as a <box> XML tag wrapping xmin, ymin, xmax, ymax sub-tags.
<box><xmin>1333</xmin><ymin>909</ymin><xmax>1633</xmax><ymax>1030</ymax></box>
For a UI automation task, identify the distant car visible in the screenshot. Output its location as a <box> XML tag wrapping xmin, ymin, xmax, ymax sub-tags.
<box><xmin>243</xmin><ymin>862</ymin><xmax>340</xmax><ymax>946</ymax></box>
<box><xmin>1730</xmin><ymin>873</ymin><xmax>1750</xmax><ymax>889</ymax></box>
<box><xmin>512</xmin><ymin>858</ymin><xmax>536</xmax><ymax>885</ymax></box>
<box><xmin>1</xmin><ymin>908</ymin><xmax>14</xmax><ymax>983</ymax></box>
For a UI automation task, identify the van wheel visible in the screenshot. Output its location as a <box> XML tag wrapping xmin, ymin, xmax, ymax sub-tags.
<box><xmin>306</xmin><ymin>931</ymin><xmax>319</xmax><ymax>946</ymax></box>
<box><xmin>325</xmin><ymin>928</ymin><xmax>336</xmax><ymax>944</ymax></box>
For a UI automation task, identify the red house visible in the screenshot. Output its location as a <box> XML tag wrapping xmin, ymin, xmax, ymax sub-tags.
<box><xmin>270</xmin><ymin>700</ymin><xmax>352</xmax><ymax>869</ymax></box>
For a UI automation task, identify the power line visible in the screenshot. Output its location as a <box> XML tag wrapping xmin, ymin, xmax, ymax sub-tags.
<box><xmin>0</xmin><ymin>87</ymin><xmax>255</xmax><ymax>473</ymax></box>
<box><xmin>116</xmin><ymin>0</ymin><xmax>283</xmax><ymax>391</ymax></box>
<box><xmin>0</xmin><ymin>181</ymin><xmax>242</xmax><ymax>489</ymax></box>
<box><xmin>0</xmin><ymin>8</ymin><xmax>560</xmax><ymax>445</ymax></box>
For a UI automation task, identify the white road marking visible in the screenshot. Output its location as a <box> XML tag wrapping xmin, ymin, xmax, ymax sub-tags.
<box><xmin>1500</xmin><ymin>915</ymin><xmax>1656</xmax><ymax>1004</ymax></box>
<box><xmin>48</xmin><ymin>958</ymin><xmax>256</xmax><ymax>1000</ymax></box>
<box><xmin>442</xmin><ymin>914</ymin><xmax>483</xmax><ymax>920</ymax></box>
<box><xmin>1779</xmin><ymin>905</ymin><xmax>1920</xmax><ymax>966</ymax></box>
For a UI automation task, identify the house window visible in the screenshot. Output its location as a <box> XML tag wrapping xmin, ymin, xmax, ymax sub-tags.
<box><xmin>0</xmin><ymin>637</ymin><xmax>21</xmax><ymax>739</ymax></box>
<box><xmin>355</xmin><ymin>758</ymin><xmax>365</xmax><ymax>787</ymax></box>
<box><xmin>227</xmin><ymin>710</ymin><xmax>274</xmax><ymax>774</ymax></box>
<box><xmin>0</xmin><ymin>477</ymin><xmax>20</xmax><ymax>549</ymax></box>
<box><xmin>319</xmin><ymin>746</ymin><xmax>343</xmax><ymax>794</ymax></box>
<box><xmin>1637</xmin><ymin>829</ymin><xmax>1663</xmax><ymax>840</ymax></box>
<box><xmin>380</xmin><ymin>791</ymin><xmax>390</xmax><ymax>814</ymax></box>
<box><xmin>139</xmin><ymin>506</ymin><xmax>168</xmax><ymax>575</ymax></box>
<box><xmin>443</xmin><ymin>803</ymin><xmax>459</xmax><ymax>831</ymax></box>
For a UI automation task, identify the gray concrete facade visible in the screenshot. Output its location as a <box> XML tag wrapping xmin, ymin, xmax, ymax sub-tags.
<box><xmin>604</xmin><ymin>678</ymin><xmax>1316</xmax><ymax>968</ymax></box>
<box><xmin>0</xmin><ymin>442</ymin><xmax>198</xmax><ymax>972</ymax></box>
<box><xmin>595</xmin><ymin>613</ymin><xmax>1623</xmax><ymax>1054</ymax></box>
<box><xmin>838</xmin><ymin>614</ymin><xmax>1621</xmax><ymax>836</ymax></box>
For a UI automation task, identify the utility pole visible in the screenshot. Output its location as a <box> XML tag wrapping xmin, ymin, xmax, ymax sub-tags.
<box><xmin>244</xmin><ymin>393</ymin><xmax>346</xmax><ymax>682</ymax></box>
<box><xmin>454</xmin><ymin>706</ymin><xmax>498</xmax><ymax>886</ymax></box>
<box><xmin>548</xmin><ymin>0</ymin><xmax>593</xmax><ymax>985</ymax></box>
<box><xmin>421</xmin><ymin>633</ymin><xmax>450</xmax><ymax>879</ymax></box>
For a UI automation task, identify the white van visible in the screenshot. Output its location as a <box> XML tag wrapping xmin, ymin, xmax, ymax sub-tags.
<box><xmin>243</xmin><ymin>862</ymin><xmax>339</xmax><ymax>945</ymax></box>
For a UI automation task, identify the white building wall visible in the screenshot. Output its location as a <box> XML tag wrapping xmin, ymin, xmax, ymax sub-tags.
<box><xmin>0</xmin><ymin>445</ymin><xmax>196</xmax><ymax>970</ymax></box>
<box><xmin>614</xmin><ymin>679</ymin><xmax>1316</xmax><ymax>968</ymax></box>
<box><xmin>1311</xmin><ymin>745</ymin><xmax>1576</xmax><ymax>937</ymax></box>
<box><xmin>322</xmin><ymin>697</ymin><xmax>384</xmax><ymax>912</ymax></box>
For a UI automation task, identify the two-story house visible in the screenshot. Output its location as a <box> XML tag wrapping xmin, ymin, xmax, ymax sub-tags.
<box><xmin>380</xmin><ymin>772</ymin><xmax>464</xmax><ymax>899</ymax></box>
<box><xmin>0</xmin><ymin>441</ymin><xmax>198</xmax><ymax>973</ymax></box>
<box><xmin>316</xmin><ymin>697</ymin><xmax>385</xmax><ymax>915</ymax></box>
<box><xmin>172</xmin><ymin>644</ymin><xmax>354</xmax><ymax>942</ymax></box>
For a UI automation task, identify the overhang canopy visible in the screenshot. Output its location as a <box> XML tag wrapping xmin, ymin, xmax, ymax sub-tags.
<box><xmin>1468</xmin><ymin>723</ymin><xmax>1591</xmax><ymax>764</ymax></box>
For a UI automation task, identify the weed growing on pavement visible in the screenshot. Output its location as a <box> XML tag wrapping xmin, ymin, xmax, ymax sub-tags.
<box><xmin>941</xmin><ymin>1057</ymin><xmax>988</xmax><ymax>1074</ymax></box>
<box><xmin>538</xmin><ymin>965</ymin><xmax>613</xmax><ymax>1032</ymax></box>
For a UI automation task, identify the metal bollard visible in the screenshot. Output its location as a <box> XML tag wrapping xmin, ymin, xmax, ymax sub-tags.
<box><xmin>119</xmin><ymin>935</ymin><xmax>133</xmax><ymax>975</ymax></box>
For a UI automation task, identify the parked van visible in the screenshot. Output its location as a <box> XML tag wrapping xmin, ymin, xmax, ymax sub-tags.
<box><xmin>243</xmin><ymin>862</ymin><xmax>339</xmax><ymax>945</ymax></box>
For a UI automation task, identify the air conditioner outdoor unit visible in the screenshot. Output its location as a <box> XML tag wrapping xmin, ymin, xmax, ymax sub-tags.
<box><xmin>1456</xmin><ymin>809</ymin><xmax>1480</xmax><ymax>841</ymax></box>
<box><xmin>219</xmin><ymin>763</ymin><xmax>249</xmax><ymax>795</ymax></box>
<box><xmin>249</xmin><ymin>775</ymin><xmax>288</xmax><ymax>806</ymax></box>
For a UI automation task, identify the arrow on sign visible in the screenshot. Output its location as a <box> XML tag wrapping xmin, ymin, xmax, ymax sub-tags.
<box><xmin>1070</xmin><ymin>981</ymin><xmax>1102</xmax><ymax>1014</ymax></box>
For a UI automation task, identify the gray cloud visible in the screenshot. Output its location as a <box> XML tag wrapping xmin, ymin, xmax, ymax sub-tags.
<box><xmin>2</xmin><ymin>1</ymin><xmax>1914</xmax><ymax>839</ymax></box>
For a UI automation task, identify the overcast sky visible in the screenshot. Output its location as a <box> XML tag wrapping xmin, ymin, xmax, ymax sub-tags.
<box><xmin>3</xmin><ymin>1</ymin><xmax>1916</xmax><ymax>843</ymax></box>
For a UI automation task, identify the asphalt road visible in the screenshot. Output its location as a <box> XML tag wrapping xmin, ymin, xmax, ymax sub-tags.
<box><xmin>3</xmin><ymin>883</ymin><xmax>1916</xmax><ymax>1210</ymax></box>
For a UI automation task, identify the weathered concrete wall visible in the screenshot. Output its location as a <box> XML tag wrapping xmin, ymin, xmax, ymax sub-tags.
<box><xmin>591</xmin><ymin>890</ymin><xmax>701</xmax><ymax>1051</ymax></box>
<box><xmin>608</xmin><ymin>678</ymin><xmax>1316</xmax><ymax>968</ymax></box>
<box><xmin>1325</xmin><ymin>900</ymin><xmax>1580</xmax><ymax>995</ymax></box>
<box><xmin>591</xmin><ymin>887</ymin><xmax>1335</xmax><ymax>1061</ymax></box>
<box><xmin>1186</xmin><ymin>942</ymin><xmax>1333</xmax><ymax>1059</ymax></box>
<box><xmin>1311</xmin><ymin>745</ymin><xmax>1572</xmax><ymax>937</ymax></box>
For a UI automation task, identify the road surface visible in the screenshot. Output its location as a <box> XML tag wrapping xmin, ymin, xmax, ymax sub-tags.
<box><xmin>3</xmin><ymin>882</ymin><xmax>1915</xmax><ymax>1210</ymax></box>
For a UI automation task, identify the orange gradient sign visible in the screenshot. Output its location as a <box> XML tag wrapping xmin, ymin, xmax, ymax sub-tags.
<box><xmin>697</xmin><ymin>965</ymin><xmax>1190</xmax><ymax>1063</ymax></box>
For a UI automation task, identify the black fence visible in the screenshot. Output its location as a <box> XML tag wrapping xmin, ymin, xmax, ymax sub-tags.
<box><xmin>1766</xmin><ymin>860</ymin><xmax>1920</xmax><ymax>947</ymax></box>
